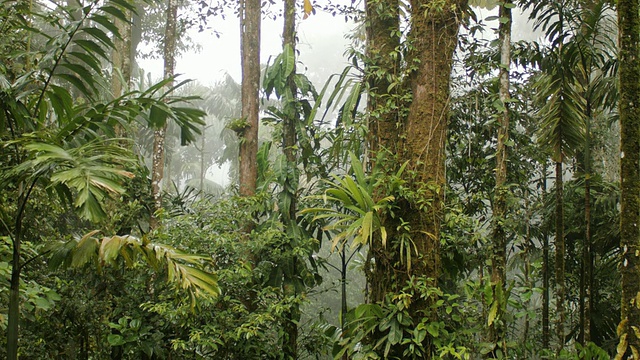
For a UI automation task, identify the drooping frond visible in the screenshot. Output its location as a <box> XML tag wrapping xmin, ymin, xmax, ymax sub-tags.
<box><xmin>48</xmin><ymin>232</ymin><xmax>219</xmax><ymax>306</ymax></box>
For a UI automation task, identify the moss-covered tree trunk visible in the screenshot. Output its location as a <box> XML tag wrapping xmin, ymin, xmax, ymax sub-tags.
<box><xmin>488</xmin><ymin>0</ymin><xmax>511</xmax><ymax>356</ymax></box>
<box><xmin>401</xmin><ymin>0</ymin><xmax>466</xmax><ymax>289</ymax></box>
<box><xmin>366</xmin><ymin>0</ymin><xmax>400</xmax><ymax>159</ymax></box>
<box><xmin>238</xmin><ymin>0</ymin><xmax>260</xmax><ymax>197</ymax></box>
<box><xmin>365</xmin><ymin>0</ymin><xmax>401</xmax><ymax>304</ymax></box>
<box><xmin>617</xmin><ymin>0</ymin><xmax>640</xmax><ymax>356</ymax></box>
<box><xmin>365</xmin><ymin>0</ymin><xmax>466</xmax><ymax>358</ymax></box>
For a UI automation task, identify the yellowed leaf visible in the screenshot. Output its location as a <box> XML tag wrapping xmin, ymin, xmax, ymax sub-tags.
<box><xmin>303</xmin><ymin>0</ymin><xmax>314</xmax><ymax>19</ymax></box>
<box><xmin>618</xmin><ymin>318</ymin><xmax>629</xmax><ymax>336</ymax></box>
<box><xmin>615</xmin><ymin>333</ymin><xmax>628</xmax><ymax>360</ymax></box>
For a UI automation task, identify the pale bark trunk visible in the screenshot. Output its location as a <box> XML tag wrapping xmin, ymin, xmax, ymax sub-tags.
<box><xmin>238</xmin><ymin>0</ymin><xmax>260</xmax><ymax>197</ymax></box>
<box><xmin>150</xmin><ymin>0</ymin><xmax>177</xmax><ymax>229</ymax></box>
<box><xmin>111</xmin><ymin>13</ymin><xmax>132</xmax><ymax>98</ymax></box>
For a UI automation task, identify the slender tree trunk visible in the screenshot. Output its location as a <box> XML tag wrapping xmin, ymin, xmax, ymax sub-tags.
<box><xmin>555</xmin><ymin>160</ymin><xmax>566</xmax><ymax>353</ymax></box>
<box><xmin>7</xmin><ymin>183</ymin><xmax>30</xmax><ymax>360</ymax></box>
<box><xmin>238</xmin><ymin>0</ymin><xmax>260</xmax><ymax>197</ymax></box>
<box><xmin>617</xmin><ymin>0</ymin><xmax>640</xmax><ymax>356</ymax></box>
<box><xmin>542</xmin><ymin>167</ymin><xmax>550</xmax><ymax>349</ymax></box>
<box><xmin>200</xmin><ymin>124</ymin><xmax>206</xmax><ymax>192</ymax></box>
<box><xmin>281</xmin><ymin>1</ymin><xmax>299</xmax><ymax>358</ymax></box>
<box><xmin>7</xmin><ymin>226</ymin><xmax>21</xmax><ymax>360</ymax></box>
<box><xmin>488</xmin><ymin>1</ymin><xmax>511</xmax><ymax>356</ymax></box>
<box><xmin>150</xmin><ymin>0</ymin><xmax>177</xmax><ymax>229</ymax></box>
<box><xmin>522</xmin><ymin>193</ymin><xmax>532</xmax><ymax>349</ymax></box>
<box><xmin>579</xmin><ymin>106</ymin><xmax>592</xmax><ymax>345</ymax></box>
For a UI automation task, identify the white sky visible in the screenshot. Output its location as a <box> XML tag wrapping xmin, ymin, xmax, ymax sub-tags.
<box><xmin>139</xmin><ymin>7</ymin><xmax>356</xmax><ymax>87</ymax></box>
<box><xmin>138</xmin><ymin>3</ymin><xmax>538</xmax><ymax>87</ymax></box>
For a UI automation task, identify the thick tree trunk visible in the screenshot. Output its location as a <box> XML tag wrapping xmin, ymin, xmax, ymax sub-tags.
<box><xmin>365</xmin><ymin>0</ymin><xmax>401</xmax><ymax>305</ymax></box>
<box><xmin>364</xmin><ymin>1</ymin><xmax>466</xmax><ymax>358</ymax></box>
<box><xmin>150</xmin><ymin>0</ymin><xmax>177</xmax><ymax>229</ymax></box>
<box><xmin>395</xmin><ymin>0</ymin><xmax>466</xmax><ymax>357</ymax></box>
<box><xmin>366</xmin><ymin>0</ymin><xmax>401</xmax><ymax>158</ymax></box>
<box><xmin>488</xmin><ymin>1</ymin><xmax>511</xmax><ymax>356</ymax></box>
<box><xmin>617</xmin><ymin>0</ymin><xmax>640</xmax><ymax>356</ymax></box>
<box><xmin>402</xmin><ymin>0</ymin><xmax>465</xmax><ymax>287</ymax></box>
<box><xmin>555</xmin><ymin>160</ymin><xmax>566</xmax><ymax>353</ymax></box>
<box><xmin>238</xmin><ymin>0</ymin><xmax>260</xmax><ymax>197</ymax></box>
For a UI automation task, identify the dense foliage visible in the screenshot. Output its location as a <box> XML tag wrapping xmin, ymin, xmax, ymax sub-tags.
<box><xmin>0</xmin><ymin>0</ymin><xmax>632</xmax><ymax>359</ymax></box>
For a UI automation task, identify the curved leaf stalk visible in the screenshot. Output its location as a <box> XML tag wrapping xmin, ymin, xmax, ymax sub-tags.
<box><xmin>34</xmin><ymin>1</ymin><xmax>99</xmax><ymax>118</ymax></box>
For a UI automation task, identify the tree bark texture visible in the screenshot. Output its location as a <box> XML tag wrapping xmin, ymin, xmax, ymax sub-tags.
<box><xmin>365</xmin><ymin>0</ymin><xmax>467</xmax><ymax>358</ymax></box>
<box><xmin>111</xmin><ymin>13</ymin><xmax>132</xmax><ymax>140</ymax></box>
<box><xmin>238</xmin><ymin>0</ymin><xmax>260</xmax><ymax>197</ymax></box>
<box><xmin>617</xmin><ymin>0</ymin><xmax>640</xmax><ymax>356</ymax></box>
<box><xmin>150</xmin><ymin>0</ymin><xmax>177</xmax><ymax>229</ymax></box>
<box><xmin>365</xmin><ymin>0</ymin><xmax>402</xmax><ymax>306</ymax></box>
<box><xmin>111</xmin><ymin>14</ymin><xmax>132</xmax><ymax>99</ymax></box>
<box><xmin>366</xmin><ymin>0</ymin><xmax>401</xmax><ymax>157</ymax></box>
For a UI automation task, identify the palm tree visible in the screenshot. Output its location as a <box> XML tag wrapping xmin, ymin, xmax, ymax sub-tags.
<box><xmin>0</xmin><ymin>2</ymin><xmax>208</xmax><ymax>358</ymax></box>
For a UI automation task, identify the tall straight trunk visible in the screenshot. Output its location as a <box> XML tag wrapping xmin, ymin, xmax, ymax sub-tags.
<box><xmin>7</xmin><ymin>200</ymin><xmax>23</xmax><ymax>360</ymax></box>
<box><xmin>401</xmin><ymin>0</ymin><xmax>465</xmax><ymax>357</ymax></box>
<box><xmin>364</xmin><ymin>1</ymin><xmax>466</xmax><ymax>358</ymax></box>
<box><xmin>542</xmin><ymin>168</ymin><xmax>550</xmax><ymax>349</ymax></box>
<box><xmin>579</xmin><ymin>106</ymin><xmax>592</xmax><ymax>345</ymax></box>
<box><xmin>7</xmin><ymin>179</ymin><xmax>34</xmax><ymax>360</ymax></box>
<box><xmin>555</xmin><ymin>160</ymin><xmax>566</xmax><ymax>353</ymax></box>
<box><xmin>488</xmin><ymin>1</ymin><xmax>511</xmax><ymax>356</ymax></box>
<box><xmin>150</xmin><ymin>0</ymin><xmax>177</xmax><ymax>229</ymax></box>
<box><xmin>281</xmin><ymin>1</ymin><xmax>299</xmax><ymax>358</ymax></box>
<box><xmin>238</xmin><ymin>0</ymin><xmax>260</xmax><ymax>197</ymax></box>
<box><xmin>522</xmin><ymin>193</ymin><xmax>532</xmax><ymax>347</ymax></box>
<box><xmin>200</xmin><ymin>124</ymin><xmax>206</xmax><ymax>192</ymax></box>
<box><xmin>617</xmin><ymin>0</ymin><xmax>640</xmax><ymax>356</ymax></box>
<box><xmin>111</xmin><ymin>14</ymin><xmax>132</xmax><ymax>99</ymax></box>
<box><xmin>111</xmin><ymin>13</ymin><xmax>132</xmax><ymax>141</ymax></box>
<box><xmin>366</xmin><ymin>0</ymin><xmax>401</xmax><ymax>158</ymax></box>
<box><xmin>364</xmin><ymin>0</ymin><xmax>401</xmax><ymax>304</ymax></box>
